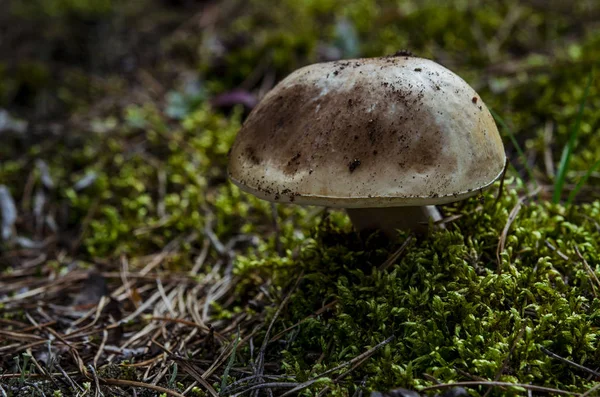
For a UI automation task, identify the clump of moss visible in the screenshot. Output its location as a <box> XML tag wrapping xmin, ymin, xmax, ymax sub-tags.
<box><xmin>225</xmin><ymin>186</ymin><xmax>600</xmax><ymax>395</ymax></box>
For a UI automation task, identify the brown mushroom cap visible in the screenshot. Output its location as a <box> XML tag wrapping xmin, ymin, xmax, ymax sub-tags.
<box><xmin>228</xmin><ymin>56</ymin><xmax>506</xmax><ymax>208</ymax></box>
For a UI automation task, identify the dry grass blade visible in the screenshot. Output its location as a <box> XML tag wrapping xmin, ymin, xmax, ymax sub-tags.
<box><xmin>583</xmin><ymin>382</ymin><xmax>600</xmax><ymax>397</ymax></box>
<box><xmin>496</xmin><ymin>190</ymin><xmax>536</xmax><ymax>274</ymax></box>
<box><xmin>253</xmin><ymin>272</ymin><xmax>305</xmax><ymax>384</ymax></box>
<box><xmin>56</xmin><ymin>364</ymin><xmax>84</xmax><ymax>393</ymax></box>
<box><xmin>421</xmin><ymin>381</ymin><xmax>580</xmax><ymax>396</ymax></box>
<box><xmin>269</xmin><ymin>300</ymin><xmax>337</xmax><ymax>343</ymax></box>
<box><xmin>150</xmin><ymin>316</ymin><xmax>214</xmax><ymax>333</ymax></box>
<box><xmin>277</xmin><ymin>335</ymin><xmax>396</xmax><ymax>397</ymax></box>
<box><xmin>221</xmin><ymin>374</ymin><xmax>293</xmax><ymax>395</ymax></box>
<box><xmin>0</xmin><ymin>330</ymin><xmax>45</xmax><ymax>342</ymax></box>
<box><xmin>545</xmin><ymin>240</ymin><xmax>569</xmax><ymax>261</ymax></box>
<box><xmin>0</xmin><ymin>272</ymin><xmax>88</xmax><ymax>303</ymax></box>
<box><xmin>152</xmin><ymin>340</ymin><xmax>220</xmax><ymax>397</ymax></box>
<box><xmin>27</xmin><ymin>348</ymin><xmax>61</xmax><ymax>390</ymax></box>
<box><xmin>89</xmin><ymin>365</ymin><xmax>103</xmax><ymax>397</ymax></box>
<box><xmin>45</xmin><ymin>326</ymin><xmax>88</xmax><ymax>376</ymax></box>
<box><xmin>100</xmin><ymin>378</ymin><xmax>186</xmax><ymax>397</ymax></box>
<box><xmin>540</xmin><ymin>346</ymin><xmax>600</xmax><ymax>378</ymax></box>
<box><xmin>482</xmin><ymin>325</ymin><xmax>525</xmax><ymax>397</ymax></box>
<box><xmin>378</xmin><ymin>236</ymin><xmax>413</xmax><ymax>271</ymax></box>
<box><xmin>156</xmin><ymin>278</ymin><xmax>177</xmax><ymax>317</ymax></box>
<box><xmin>230</xmin><ymin>382</ymin><xmax>300</xmax><ymax>396</ymax></box>
<box><xmin>200</xmin><ymin>325</ymin><xmax>260</xmax><ymax>380</ymax></box>
<box><xmin>170</xmin><ymin>357</ymin><xmax>220</xmax><ymax>397</ymax></box>
<box><xmin>93</xmin><ymin>330</ymin><xmax>109</xmax><ymax>368</ymax></box>
<box><xmin>574</xmin><ymin>245</ymin><xmax>600</xmax><ymax>298</ymax></box>
<box><xmin>496</xmin><ymin>200</ymin><xmax>522</xmax><ymax>273</ymax></box>
<box><xmin>221</xmin><ymin>329</ymin><xmax>241</xmax><ymax>391</ymax></box>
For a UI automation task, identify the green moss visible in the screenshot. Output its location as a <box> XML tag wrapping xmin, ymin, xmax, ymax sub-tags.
<box><xmin>2</xmin><ymin>0</ymin><xmax>600</xmax><ymax>395</ymax></box>
<box><xmin>226</xmin><ymin>189</ymin><xmax>600</xmax><ymax>395</ymax></box>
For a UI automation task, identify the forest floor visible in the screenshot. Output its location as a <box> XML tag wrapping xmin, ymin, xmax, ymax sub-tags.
<box><xmin>1</xmin><ymin>0</ymin><xmax>600</xmax><ymax>396</ymax></box>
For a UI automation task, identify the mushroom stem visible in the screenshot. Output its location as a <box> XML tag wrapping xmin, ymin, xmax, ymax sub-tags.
<box><xmin>346</xmin><ymin>206</ymin><xmax>442</xmax><ymax>237</ymax></box>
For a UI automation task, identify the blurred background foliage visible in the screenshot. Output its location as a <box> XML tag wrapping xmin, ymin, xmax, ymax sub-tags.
<box><xmin>1</xmin><ymin>0</ymin><xmax>598</xmax><ymax>176</ymax></box>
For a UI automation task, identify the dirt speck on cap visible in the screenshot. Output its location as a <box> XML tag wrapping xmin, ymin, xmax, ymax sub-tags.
<box><xmin>348</xmin><ymin>159</ymin><xmax>361</xmax><ymax>173</ymax></box>
<box><xmin>245</xmin><ymin>146</ymin><xmax>261</xmax><ymax>165</ymax></box>
<box><xmin>392</xmin><ymin>49</ymin><xmax>414</xmax><ymax>57</ymax></box>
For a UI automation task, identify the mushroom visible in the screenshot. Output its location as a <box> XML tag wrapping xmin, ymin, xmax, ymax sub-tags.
<box><xmin>227</xmin><ymin>55</ymin><xmax>506</xmax><ymax>236</ymax></box>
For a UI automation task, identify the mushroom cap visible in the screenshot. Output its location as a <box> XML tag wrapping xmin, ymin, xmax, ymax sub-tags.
<box><xmin>228</xmin><ymin>56</ymin><xmax>506</xmax><ymax>208</ymax></box>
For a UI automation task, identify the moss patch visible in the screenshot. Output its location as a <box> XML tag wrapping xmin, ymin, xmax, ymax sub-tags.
<box><xmin>1</xmin><ymin>0</ymin><xmax>600</xmax><ymax>396</ymax></box>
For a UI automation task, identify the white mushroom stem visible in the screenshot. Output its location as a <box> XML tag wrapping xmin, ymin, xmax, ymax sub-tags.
<box><xmin>346</xmin><ymin>206</ymin><xmax>443</xmax><ymax>236</ymax></box>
